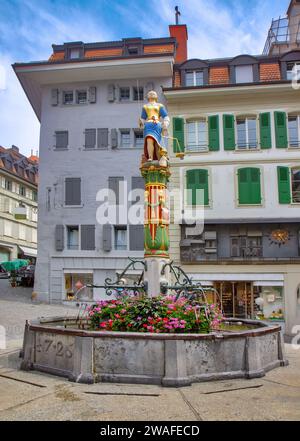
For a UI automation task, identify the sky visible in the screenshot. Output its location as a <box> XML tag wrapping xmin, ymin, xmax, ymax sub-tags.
<box><xmin>0</xmin><ymin>0</ymin><xmax>289</xmax><ymax>156</ymax></box>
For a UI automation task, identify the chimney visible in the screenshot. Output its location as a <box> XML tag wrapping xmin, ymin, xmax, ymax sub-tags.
<box><xmin>169</xmin><ymin>24</ymin><xmax>188</xmax><ymax>64</ymax></box>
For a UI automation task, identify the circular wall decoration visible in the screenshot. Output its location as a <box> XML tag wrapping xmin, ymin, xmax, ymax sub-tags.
<box><xmin>269</xmin><ymin>229</ymin><xmax>290</xmax><ymax>246</ymax></box>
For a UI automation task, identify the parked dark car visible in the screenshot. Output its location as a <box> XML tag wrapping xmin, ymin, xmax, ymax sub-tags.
<box><xmin>0</xmin><ymin>264</ymin><xmax>9</xmax><ymax>279</ymax></box>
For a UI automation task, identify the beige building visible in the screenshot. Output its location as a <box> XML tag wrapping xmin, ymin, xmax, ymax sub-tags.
<box><xmin>0</xmin><ymin>145</ymin><xmax>38</xmax><ymax>262</ymax></box>
<box><xmin>164</xmin><ymin>0</ymin><xmax>300</xmax><ymax>338</ymax></box>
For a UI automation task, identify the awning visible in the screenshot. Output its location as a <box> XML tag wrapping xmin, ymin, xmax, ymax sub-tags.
<box><xmin>18</xmin><ymin>246</ymin><xmax>37</xmax><ymax>257</ymax></box>
<box><xmin>187</xmin><ymin>273</ymin><xmax>284</xmax><ymax>282</ymax></box>
<box><xmin>253</xmin><ymin>281</ymin><xmax>284</xmax><ymax>287</ymax></box>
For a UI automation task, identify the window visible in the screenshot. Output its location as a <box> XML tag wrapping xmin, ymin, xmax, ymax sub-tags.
<box><xmin>4</xmin><ymin>179</ymin><xmax>12</xmax><ymax>191</ymax></box>
<box><xmin>65</xmin><ymin>177</ymin><xmax>81</xmax><ymax>206</ymax></box>
<box><xmin>134</xmin><ymin>130</ymin><xmax>144</xmax><ymax>148</ymax></box>
<box><xmin>185</xmin><ymin>70</ymin><xmax>204</xmax><ymax>86</ymax></box>
<box><xmin>76</xmin><ymin>90</ymin><xmax>87</xmax><ymax>104</ymax></box>
<box><xmin>238</xmin><ymin>167</ymin><xmax>262</xmax><ymax>205</ymax></box>
<box><xmin>119</xmin><ymin>87</ymin><xmax>130</xmax><ymax>101</ymax></box>
<box><xmin>120</xmin><ymin>129</ymin><xmax>131</xmax><ymax>148</ymax></box>
<box><xmin>32</xmin><ymin>190</ymin><xmax>37</xmax><ymax>202</ymax></box>
<box><xmin>186</xmin><ymin>169</ymin><xmax>209</xmax><ymax>206</ymax></box>
<box><xmin>19</xmin><ymin>225</ymin><xmax>26</xmax><ymax>240</ymax></box>
<box><xmin>69</xmin><ymin>48</ymin><xmax>80</xmax><ymax>59</ymax></box>
<box><xmin>55</xmin><ymin>131</ymin><xmax>68</xmax><ymax>149</ymax></box>
<box><xmin>186</xmin><ymin>120</ymin><xmax>208</xmax><ymax>152</ymax></box>
<box><xmin>236</xmin><ymin>116</ymin><xmax>258</xmax><ymax>150</ymax></box>
<box><xmin>291</xmin><ymin>168</ymin><xmax>300</xmax><ymax>203</ymax></box>
<box><xmin>288</xmin><ymin>115</ymin><xmax>300</xmax><ymax>148</ymax></box>
<box><xmin>231</xmin><ymin>236</ymin><xmax>262</xmax><ymax>258</ymax></box>
<box><xmin>65</xmin><ymin>273</ymin><xmax>93</xmax><ymax>300</ymax></box>
<box><xmin>114</xmin><ymin>226</ymin><xmax>127</xmax><ymax>250</ymax></box>
<box><xmin>235</xmin><ymin>65</ymin><xmax>254</xmax><ymax>83</ymax></box>
<box><xmin>84</xmin><ymin>129</ymin><xmax>96</xmax><ymax>149</ymax></box>
<box><xmin>133</xmin><ymin>87</ymin><xmax>144</xmax><ymax>101</ymax></box>
<box><xmin>67</xmin><ymin>226</ymin><xmax>79</xmax><ymax>250</ymax></box>
<box><xmin>287</xmin><ymin>62</ymin><xmax>300</xmax><ymax>81</ymax></box>
<box><xmin>19</xmin><ymin>185</ymin><xmax>26</xmax><ymax>197</ymax></box>
<box><xmin>127</xmin><ymin>46</ymin><xmax>139</xmax><ymax>55</ymax></box>
<box><xmin>4</xmin><ymin>220</ymin><xmax>12</xmax><ymax>237</ymax></box>
<box><xmin>63</xmin><ymin>91</ymin><xmax>74</xmax><ymax>105</ymax></box>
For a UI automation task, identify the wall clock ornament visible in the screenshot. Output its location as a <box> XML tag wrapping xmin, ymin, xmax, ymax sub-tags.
<box><xmin>269</xmin><ymin>229</ymin><xmax>290</xmax><ymax>246</ymax></box>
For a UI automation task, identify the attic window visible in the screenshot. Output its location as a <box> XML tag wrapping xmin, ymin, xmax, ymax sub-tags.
<box><xmin>235</xmin><ymin>65</ymin><xmax>254</xmax><ymax>83</ymax></box>
<box><xmin>128</xmin><ymin>46</ymin><xmax>138</xmax><ymax>55</ymax></box>
<box><xmin>69</xmin><ymin>48</ymin><xmax>81</xmax><ymax>59</ymax></box>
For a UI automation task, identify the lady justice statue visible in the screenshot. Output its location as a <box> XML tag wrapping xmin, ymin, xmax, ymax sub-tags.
<box><xmin>139</xmin><ymin>90</ymin><xmax>170</xmax><ymax>164</ymax></box>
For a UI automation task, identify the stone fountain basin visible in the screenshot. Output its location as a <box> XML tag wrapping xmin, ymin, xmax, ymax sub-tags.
<box><xmin>21</xmin><ymin>317</ymin><xmax>288</xmax><ymax>387</ymax></box>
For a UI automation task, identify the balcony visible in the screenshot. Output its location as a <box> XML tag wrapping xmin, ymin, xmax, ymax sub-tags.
<box><xmin>263</xmin><ymin>16</ymin><xmax>300</xmax><ymax>55</ymax></box>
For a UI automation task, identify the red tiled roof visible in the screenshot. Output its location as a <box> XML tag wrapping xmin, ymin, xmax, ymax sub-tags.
<box><xmin>0</xmin><ymin>146</ymin><xmax>38</xmax><ymax>186</ymax></box>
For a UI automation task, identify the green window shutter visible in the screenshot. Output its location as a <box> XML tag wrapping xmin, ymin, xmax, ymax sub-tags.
<box><xmin>173</xmin><ymin>117</ymin><xmax>185</xmax><ymax>153</ymax></box>
<box><xmin>238</xmin><ymin>168</ymin><xmax>261</xmax><ymax>205</ymax></box>
<box><xmin>186</xmin><ymin>169</ymin><xmax>209</xmax><ymax>206</ymax></box>
<box><xmin>274</xmin><ymin>111</ymin><xmax>288</xmax><ymax>148</ymax></box>
<box><xmin>223</xmin><ymin>114</ymin><xmax>235</xmax><ymax>150</ymax></box>
<box><xmin>259</xmin><ymin>113</ymin><xmax>272</xmax><ymax>149</ymax></box>
<box><xmin>208</xmin><ymin>115</ymin><xmax>220</xmax><ymax>151</ymax></box>
<box><xmin>250</xmin><ymin>168</ymin><xmax>262</xmax><ymax>204</ymax></box>
<box><xmin>277</xmin><ymin>166</ymin><xmax>291</xmax><ymax>204</ymax></box>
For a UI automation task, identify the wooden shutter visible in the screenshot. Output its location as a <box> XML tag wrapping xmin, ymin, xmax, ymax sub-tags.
<box><xmin>55</xmin><ymin>225</ymin><xmax>64</xmax><ymax>251</ymax></box>
<box><xmin>107</xmin><ymin>84</ymin><xmax>115</xmax><ymax>102</ymax></box>
<box><xmin>111</xmin><ymin>129</ymin><xmax>118</xmax><ymax>148</ymax></box>
<box><xmin>129</xmin><ymin>225</ymin><xmax>144</xmax><ymax>251</ymax></box>
<box><xmin>65</xmin><ymin>177</ymin><xmax>81</xmax><ymax>206</ymax></box>
<box><xmin>131</xmin><ymin>176</ymin><xmax>144</xmax><ymax>190</ymax></box>
<box><xmin>223</xmin><ymin>114</ymin><xmax>235</xmax><ymax>150</ymax></box>
<box><xmin>238</xmin><ymin>168</ymin><xmax>261</xmax><ymax>205</ymax></box>
<box><xmin>51</xmin><ymin>89</ymin><xmax>59</xmax><ymax>106</ymax></box>
<box><xmin>186</xmin><ymin>169</ymin><xmax>209</xmax><ymax>206</ymax></box>
<box><xmin>208</xmin><ymin>115</ymin><xmax>220</xmax><ymax>151</ymax></box>
<box><xmin>55</xmin><ymin>131</ymin><xmax>68</xmax><ymax>149</ymax></box>
<box><xmin>250</xmin><ymin>168</ymin><xmax>262</xmax><ymax>204</ymax></box>
<box><xmin>88</xmin><ymin>87</ymin><xmax>97</xmax><ymax>103</ymax></box>
<box><xmin>102</xmin><ymin>224</ymin><xmax>112</xmax><ymax>251</ymax></box>
<box><xmin>274</xmin><ymin>111</ymin><xmax>288</xmax><ymax>148</ymax></box>
<box><xmin>97</xmin><ymin>129</ymin><xmax>109</xmax><ymax>149</ymax></box>
<box><xmin>84</xmin><ymin>129</ymin><xmax>96</xmax><ymax>149</ymax></box>
<box><xmin>173</xmin><ymin>117</ymin><xmax>185</xmax><ymax>153</ymax></box>
<box><xmin>277</xmin><ymin>166</ymin><xmax>291</xmax><ymax>204</ymax></box>
<box><xmin>108</xmin><ymin>176</ymin><xmax>124</xmax><ymax>206</ymax></box>
<box><xmin>81</xmin><ymin>225</ymin><xmax>95</xmax><ymax>250</ymax></box>
<box><xmin>259</xmin><ymin>113</ymin><xmax>272</xmax><ymax>149</ymax></box>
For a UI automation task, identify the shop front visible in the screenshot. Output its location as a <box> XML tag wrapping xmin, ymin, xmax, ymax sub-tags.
<box><xmin>188</xmin><ymin>273</ymin><xmax>285</xmax><ymax>325</ymax></box>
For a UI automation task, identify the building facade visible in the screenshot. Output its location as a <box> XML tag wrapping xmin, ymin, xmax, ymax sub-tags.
<box><xmin>0</xmin><ymin>146</ymin><xmax>38</xmax><ymax>262</ymax></box>
<box><xmin>13</xmin><ymin>30</ymin><xmax>188</xmax><ymax>302</ymax></box>
<box><xmin>165</xmin><ymin>1</ymin><xmax>300</xmax><ymax>338</ymax></box>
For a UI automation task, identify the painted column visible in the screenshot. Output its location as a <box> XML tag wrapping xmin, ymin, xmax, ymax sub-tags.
<box><xmin>141</xmin><ymin>162</ymin><xmax>170</xmax><ymax>297</ymax></box>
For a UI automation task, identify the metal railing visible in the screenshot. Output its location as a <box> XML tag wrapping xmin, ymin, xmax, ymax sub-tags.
<box><xmin>263</xmin><ymin>15</ymin><xmax>300</xmax><ymax>55</ymax></box>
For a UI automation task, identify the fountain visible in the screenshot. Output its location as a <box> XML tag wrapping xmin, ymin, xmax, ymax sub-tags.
<box><xmin>20</xmin><ymin>90</ymin><xmax>288</xmax><ymax>386</ymax></box>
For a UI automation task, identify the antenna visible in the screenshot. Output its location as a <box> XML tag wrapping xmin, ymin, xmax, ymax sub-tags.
<box><xmin>175</xmin><ymin>6</ymin><xmax>181</xmax><ymax>25</ymax></box>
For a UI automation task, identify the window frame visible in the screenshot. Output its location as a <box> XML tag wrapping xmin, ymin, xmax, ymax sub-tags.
<box><xmin>62</xmin><ymin>90</ymin><xmax>74</xmax><ymax>105</ymax></box>
<box><xmin>291</xmin><ymin>167</ymin><xmax>300</xmax><ymax>204</ymax></box>
<box><xmin>76</xmin><ymin>89</ymin><xmax>88</xmax><ymax>104</ymax></box>
<box><xmin>185</xmin><ymin>70</ymin><xmax>204</xmax><ymax>87</ymax></box>
<box><xmin>114</xmin><ymin>225</ymin><xmax>128</xmax><ymax>251</ymax></box>
<box><xmin>185</xmin><ymin>118</ymin><xmax>209</xmax><ymax>152</ymax></box>
<box><xmin>133</xmin><ymin>86</ymin><xmax>144</xmax><ymax>101</ymax></box>
<box><xmin>235</xmin><ymin>64</ymin><xmax>254</xmax><ymax>84</ymax></box>
<box><xmin>120</xmin><ymin>129</ymin><xmax>132</xmax><ymax>148</ymax></box>
<box><xmin>235</xmin><ymin>115</ymin><xmax>259</xmax><ymax>151</ymax></box>
<box><xmin>119</xmin><ymin>86</ymin><xmax>131</xmax><ymax>102</ymax></box>
<box><xmin>134</xmin><ymin>129</ymin><xmax>144</xmax><ymax>148</ymax></box>
<box><xmin>287</xmin><ymin>114</ymin><xmax>300</xmax><ymax>149</ymax></box>
<box><xmin>66</xmin><ymin>225</ymin><xmax>80</xmax><ymax>250</ymax></box>
<box><xmin>55</xmin><ymin>130</ymin><xmax>69</xmax><ymax>150</ymax></box>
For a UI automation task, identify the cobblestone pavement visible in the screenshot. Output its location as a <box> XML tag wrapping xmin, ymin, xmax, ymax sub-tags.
<box><xmin>0</xmin><ymin>280</ymin><xmax>300</xmax><ymax>421</ymax></box>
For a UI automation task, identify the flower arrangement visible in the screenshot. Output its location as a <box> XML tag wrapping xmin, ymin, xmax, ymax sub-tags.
<box><xmin>88</xmin><ymin>296</ymin><xmax>223</xmax><ymax>334</ymax></box>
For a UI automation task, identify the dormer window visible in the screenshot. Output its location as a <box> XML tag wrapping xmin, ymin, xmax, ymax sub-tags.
<box><xmin>69</xmin><ymin>48</ymin><xmax>81</xmax><ymax>59</ymax></box>
<box><xmin>185</xmin><ymin>70</ymin><xmax>204</xmax><ymax>86</ymax></box>
<box><xmin>235</xmin><ymin>65</ymin><xmax>254</xmax><ymax>83</ymax></box>
<box><xmin>287</xmin><ymin>62</ymin><xmax>300</xmax><ymax>80</ymax></box>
